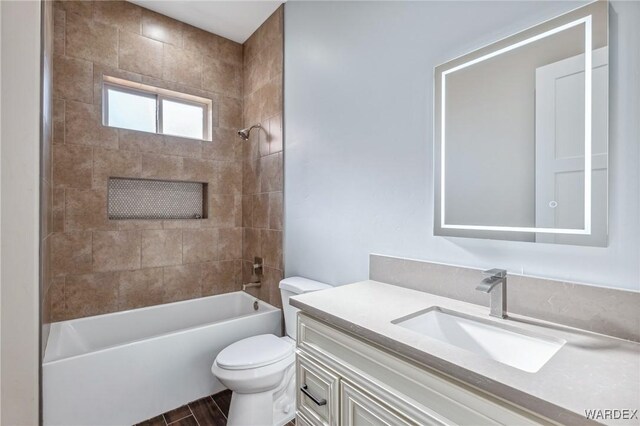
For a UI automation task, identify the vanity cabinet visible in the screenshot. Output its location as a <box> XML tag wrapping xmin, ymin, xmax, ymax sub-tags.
<box><xmin>295</xmin><ymin>313</ymin><xmax>557</xmax><ymax>426</ymax></box>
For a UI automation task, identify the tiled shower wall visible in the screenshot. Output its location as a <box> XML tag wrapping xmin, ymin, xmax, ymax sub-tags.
<box><xmin>241</xmin><ymin>9</ymin><xmax>285</xmax><ymax>307</ymax></box>
<box><xmin>48</xmin><ymin>1</ymin><xmax>258</xmax><ymax>321</ymax></box>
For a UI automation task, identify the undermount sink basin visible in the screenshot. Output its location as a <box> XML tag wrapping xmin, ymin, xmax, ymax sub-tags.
<box><xmin>392</xmin><ymin>307</ymin><xmax>565</xmax><ymax>373</ymax></box>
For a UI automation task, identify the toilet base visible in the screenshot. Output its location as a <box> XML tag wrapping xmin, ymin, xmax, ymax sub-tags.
<box><xmin>226</xmin><ymin>365</ymin><xmax>296</xmax><ymax>426</ymax></box>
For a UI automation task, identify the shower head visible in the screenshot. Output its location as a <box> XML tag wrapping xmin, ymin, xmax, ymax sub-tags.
<box><xmin>237</xmin><ymin>123</ymin><xmax>262</xmax><ymax>141</ymax></box>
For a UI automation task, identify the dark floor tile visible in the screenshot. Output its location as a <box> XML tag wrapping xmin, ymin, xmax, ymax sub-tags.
<box><xmin>212</xmin><ymin>389</ymin><xmax>232</xmax><ymax>418</ymax></box>
<box><xmin>163</xmin><ymin>405</ymin><xmax>192</xmax><ymax>424</ymax></box>
<box><xmin>189</xmin><ymin>396</ymin><xmax>226</xmax><ymax>426</ymax></box>
<box><xmin>285</xmin><ymin>421</ymin><xmax>295</xmax><ymax>426</ymax></box>
<box><xmin>169</xmin><ymin>415</ymin><xmax>198</xmax><ymax>426</ymax></box>
<box><xmin>135</xmin><ymin>415</ymin><xmax>166</xmax><ymax>426</ymax></box>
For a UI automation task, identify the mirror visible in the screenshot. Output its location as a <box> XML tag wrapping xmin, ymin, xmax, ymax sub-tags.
<box><xmin>434</xmin><ymin>1</ymin><xmax>608</xmax><ymax>246</ymax></box>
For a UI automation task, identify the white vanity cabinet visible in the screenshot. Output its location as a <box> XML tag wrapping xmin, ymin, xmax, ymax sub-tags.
<box><xmin>295</xmin><ymin>313</ymin><xmax>557</xmax><ymax>426</ymax></box>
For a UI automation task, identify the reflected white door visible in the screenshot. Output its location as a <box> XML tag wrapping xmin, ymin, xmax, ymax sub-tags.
<box><xmin>535</xmin><ymin>47</ymin><xmax>608</xmax><ymax>245</ymax></box>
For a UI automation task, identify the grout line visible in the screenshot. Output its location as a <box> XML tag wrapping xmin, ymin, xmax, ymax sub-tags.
<box><xmin>187</xmin><ymin>405</ymin><xmax>200</xmax><ymax>426</ymax></box>
<box><xmin>210</xmin><ymin>395</ymin><xmax>227</xmax><ymax>420</ymax></box>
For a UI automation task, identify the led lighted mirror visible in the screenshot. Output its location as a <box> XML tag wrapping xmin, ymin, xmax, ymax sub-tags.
<box><xmin>434</xmin><ymin>1</ymin><xmax>608</xmax><ymax>246</ymax></box>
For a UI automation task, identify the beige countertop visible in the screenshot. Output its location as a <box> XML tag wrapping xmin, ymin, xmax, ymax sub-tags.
<box><xmin>291</xmin><ymin>280</ymin><xmax>640</xmax><ymax>426</ymax></box>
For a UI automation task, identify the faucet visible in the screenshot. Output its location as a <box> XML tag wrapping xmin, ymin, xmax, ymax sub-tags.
<box><xmin>476</xmin><ymin>269</ymin><xmax>507</xmax><ymax>319</ymax></box>
<box><xmin>242</xmin><ymin>257</ymin><xmax>263</xmax><ymax>292</ymax></box>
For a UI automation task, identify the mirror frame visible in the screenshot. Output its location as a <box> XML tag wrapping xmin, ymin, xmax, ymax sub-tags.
<box><xmin>433</xmin><ymin>0</ymin><xmax>608</xmax><ymax>240</ymax></box>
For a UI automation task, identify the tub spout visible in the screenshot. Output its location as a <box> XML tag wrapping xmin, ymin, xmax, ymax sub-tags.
<box><xmin>242</xmin><ymin>281</ymin><xmax>262</xmax><ymax>292</ymax></box>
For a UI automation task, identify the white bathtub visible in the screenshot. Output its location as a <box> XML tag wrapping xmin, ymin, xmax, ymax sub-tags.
<box><xmin>43</xmin><ymin>291</ymin><xmax>282</xmax><ymax>426</ymax></box>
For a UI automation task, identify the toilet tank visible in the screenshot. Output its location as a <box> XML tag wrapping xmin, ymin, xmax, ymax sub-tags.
<box><xmin>279</xmin><ymin>277</ymin><xmax>331</xmax><ymax>339</ymax></box>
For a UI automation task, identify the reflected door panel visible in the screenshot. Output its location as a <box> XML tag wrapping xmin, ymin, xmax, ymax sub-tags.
<box><xmin>535</xmin><ymin>47</ymin><xmax>608</xmax><ymax>245</ymax></box>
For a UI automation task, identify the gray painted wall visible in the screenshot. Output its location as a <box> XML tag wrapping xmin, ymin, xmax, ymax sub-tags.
<box><xmin>283</xmin><ymin>1</ymin><xmax>640</xmax><ymax>291</ymax></box>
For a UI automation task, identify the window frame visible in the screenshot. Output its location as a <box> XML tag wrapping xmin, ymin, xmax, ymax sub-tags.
<box><xmin>102</xmin><ymin>76</ymin><xmax>212</xmax><ymax>141</ymax></box>
<box><xmin>157</xmin><ymin>95</ymin><xmax>207</xmax><ymax>141</ymax></box>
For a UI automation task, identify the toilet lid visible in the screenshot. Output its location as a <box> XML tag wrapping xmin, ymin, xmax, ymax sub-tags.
<box><xmin>216</xmin><ymin>334</ymin><xmax>294</xmax><ymax>370</ymax></box>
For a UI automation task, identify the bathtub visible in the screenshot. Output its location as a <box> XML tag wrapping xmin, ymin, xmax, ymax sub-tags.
<box><xmin>43</xmin><ymin>292</ymin><xmax>282</xmax><ymax>426</ymax></box>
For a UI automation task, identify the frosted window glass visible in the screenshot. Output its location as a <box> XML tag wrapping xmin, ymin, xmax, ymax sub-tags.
<box><xmin>106</xmin><ymin>88</ymin><xmax>156</xmax><ymax>133</ymax></box>
<box><xmin>162</xmin><ymin>99</ymin><xmax>204</xmax><ymax>140</ymax></box>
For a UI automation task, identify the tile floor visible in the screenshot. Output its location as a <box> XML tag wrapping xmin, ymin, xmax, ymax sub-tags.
<box><xmin>135</xmin><ymin>389</ymin><xmax>296</xmax><ymax>426</ymax></box>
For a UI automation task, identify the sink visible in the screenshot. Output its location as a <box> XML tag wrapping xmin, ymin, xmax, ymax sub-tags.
<box><xmin>392</xmin><ymin>307</ymin><xmax>565</xmax><ymax>373</ymax></box>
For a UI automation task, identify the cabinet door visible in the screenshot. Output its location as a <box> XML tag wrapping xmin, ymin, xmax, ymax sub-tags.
<box><xmin>297</xmin><ymin>353</ymin><xmax>340</xmax><ymax>426</ymax></box>
<box><xmin>340</xmin><ymin>381</ymin><xmax>420</xmax><ymax>426</ymax></box>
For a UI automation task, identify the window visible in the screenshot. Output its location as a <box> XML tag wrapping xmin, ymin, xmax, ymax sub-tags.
<box><xmin>102</xmin><ymin>76</ymin><xmax>212</xmax><ymax>141</ymax></box>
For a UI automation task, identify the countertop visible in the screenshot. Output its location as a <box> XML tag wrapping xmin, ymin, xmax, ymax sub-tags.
<box><xmin>290</xmin><ymin>280</ymin><xmax>640</xmax><ymax>425</ymax></box>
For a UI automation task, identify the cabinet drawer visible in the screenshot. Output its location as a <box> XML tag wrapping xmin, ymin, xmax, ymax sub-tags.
<box><xmin>296</xmin><ymin>353</ymin><xmax>340</xmax><ymax>426</ymax></box>
<box><xmin>296</xmin><ymin>412</ymin><xmax>314</xmax><ymax>426</ymax></box>
<box><xmin>341</xmin><ymin>381</ymin><xmax>416</xmax><ymax>426</ymax></box>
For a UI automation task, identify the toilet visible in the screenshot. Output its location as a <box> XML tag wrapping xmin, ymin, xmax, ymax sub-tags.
<box><xmin>211</xmin><ymin>277</ymin><xmax>331</xmax><ymax>426</ymax></box>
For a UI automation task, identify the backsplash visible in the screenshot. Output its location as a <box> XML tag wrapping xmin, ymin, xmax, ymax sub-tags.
<box><xmin>370</xmin><ymin>254</ymin><xmax>640</xmax><ymax>342</ymax></box>
<box><xmin>48</xmin><ymin>1</ymin><xmax>283</xmax><ymax>321</ymax></box>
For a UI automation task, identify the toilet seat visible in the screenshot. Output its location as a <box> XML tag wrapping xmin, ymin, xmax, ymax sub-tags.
<box><xmin>216</xmin><ymin>334</ymin><xmax>294</xmax><ymax>371</ymax></box>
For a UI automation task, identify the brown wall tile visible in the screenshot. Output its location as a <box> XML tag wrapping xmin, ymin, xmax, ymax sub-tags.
<box><xmin>50</xmin><ymin>277</ymin><xmax>66</xmax><ymax>322</ymax></box>
<box><xmin>51</xmin><ymin>231</ymin><xmax>93</xmax><ymax>276</ymax></box>
<box><xmin>65</xmin><ymin>188</ymin><xmax>113</xmax><ymax>230</ymax></box>
<box><xmin>268</xmin><ymin>192</ymin><xmax>283</xmax><ymax>231</ymax></box>
<box><xmin>93</xmin><ymin>230</ymin><xmax>141</xmax><ymax>272</ymax></box>
<box><xmin>182</xmin><ymin>25</ymin><xmax>218</xmax><ymax>58</ymax></box>
<box><xmin>118</xmin><ymin>268</ymin><xmax>164</xmax><ymax>310</ymax></box>
<box><xmin>55</xmin><ymin>0</ymin><xmax>93</xmax><ymax>19</ymax></box>
<box><xmin>53</xmin><ymin>144</ymin><xmax>93</xmax><ymax>189</ymax></box>
<box><xmin>260</xmin><ymin>153</ymin><xmax>282</xmax><ymax>192</ymax></box>
<box><xmin>217</xmin><ymin>161</ymin><xmax>242</xmax><ymax>195</ymax></box>
<box><xmin>267</xmin><ymin>114</ymin><xmax>283</xmax><ymax>154</ymax></box>
<box><xmin>118</xmin><ymin>31</ymin><xmax>163</xmax><ymax>78</ymax></box>
<box><xmin>262</xmin><ymin>229</ymin><xmax>283</xmax><ymax>270</ymax></box>
<box><xmin>219</xmin><ymin>97</ymin><xmax>243</xmax><ymax>129</ymax></box>
<box><xmin>141</xmin><ymin>229</ymin><xmax>182</xmax><ymax>268</ymax></box>
<box><xmin>53</xmin><ymin>55</ymin><xmax>93</xmax><ymax>103</ymax></box>
<box><xmin>65</xmin><ymin>12</ymin><xmax>118</xmax><ymax>67</ymax></box>
<box><xmin>93</xmin><ymin>1</ymin><xmax>142</xmax><ymax>34</ymax></box>
<box><xmin>141</xmin><ymin>153</ymin><xmax>183</xmax><ymax>179</ymax></box>
<box><xmin>93</xmin><ymin>147</ymin><xmax>142</xmax><ymax>188</ymax></box>
<box><xmin>209</xmin><ymin>194</ymin><xmax>241</xmax><ymax>228</ymax></box>
<box><xmin>242</xmin><ymin>228</ymin><xmax>262</xmax><ymax>262</ymax></box>
<box><xmin>182</xmin><ymin>228</ymin><xmax>218</xmax><ymax>264</ymax></box>
<box><xmin>65</xmin><ymin>272</ymin><xmax>119</xmax><ymax>318</ymax></box>
<box><xmin>163</xmin><ymin>264</ymin><xmax>202</xmax><ymax>303</ymax></box>
<box><xmin>65</xmin><ymin>101</ymin><xmax>118</xmax><ymax>148</ymax></box>
<box><xmin>202</xmin><ymin>59</ymin><xmax>241</xmax><ymax>99</ymax></box>
<box><xmin>202</xmin><ymin>128</ymin><xmax>239</xmax><ymax>161</ymax></box>
<box><xmin>183</xmin><ymin>158</ymin><xmax>215</xmax><ymax>182</ymax></box>
<box><xmin>54</xmin><ymin>8</ymin><xmax>66</xmax><ymax>55</ymax></box>
<box><xmin>53</xmin><ymin>187</ymin><xmax>65</xmax><ymax>232</ymax></box>
<box><xmin>142</xmin><ymin>9</ymin><xmax>183</xmax><ymax>47</ymax></box>
<box><xmin>53</xmin><ymin>99</ymin><xmax>65</xmax><ymax>144</ymax></box>
<box><xmin>162</xmin><ymin>44</ymin><xmax>202</xmax><ymax>88</ymax></box>
<box><xmin>219</xmin><ymin>227</ymin><xmax>242</xmax><ymax>261</ymax></box>
<box><xmin>252</xmin><ymin>193</ymin><xmax>269</xmax><ymax>228</ymax></box>
<box><xmin>202</xmin><ymin>260</ymin><xmax>240</xmax><ymax>295</ymax></box>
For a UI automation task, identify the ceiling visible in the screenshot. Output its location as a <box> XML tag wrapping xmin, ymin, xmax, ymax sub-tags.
<box><xmin>129</xmin><ymin>1</ymin><xmax>284</xmax><ymax>44</ymax></box>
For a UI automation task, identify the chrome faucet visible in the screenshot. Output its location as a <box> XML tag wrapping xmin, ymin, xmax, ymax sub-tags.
<box><xmin>476</xmin><ymin>269</ymin><xmax>507</xmax><ymax>319</ymax></box>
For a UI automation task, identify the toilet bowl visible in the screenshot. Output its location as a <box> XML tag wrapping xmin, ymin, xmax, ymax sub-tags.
<box><xmin>211</xmin><ymin>277</ymin><xmax>331</xmax><ymax>426</ymax></box>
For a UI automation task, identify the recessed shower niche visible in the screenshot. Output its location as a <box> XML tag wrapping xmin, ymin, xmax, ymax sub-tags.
<box><xmin>108</xmin><ymin>177</ymin><xmax>207</xmax><ymax>220</ymax></box>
